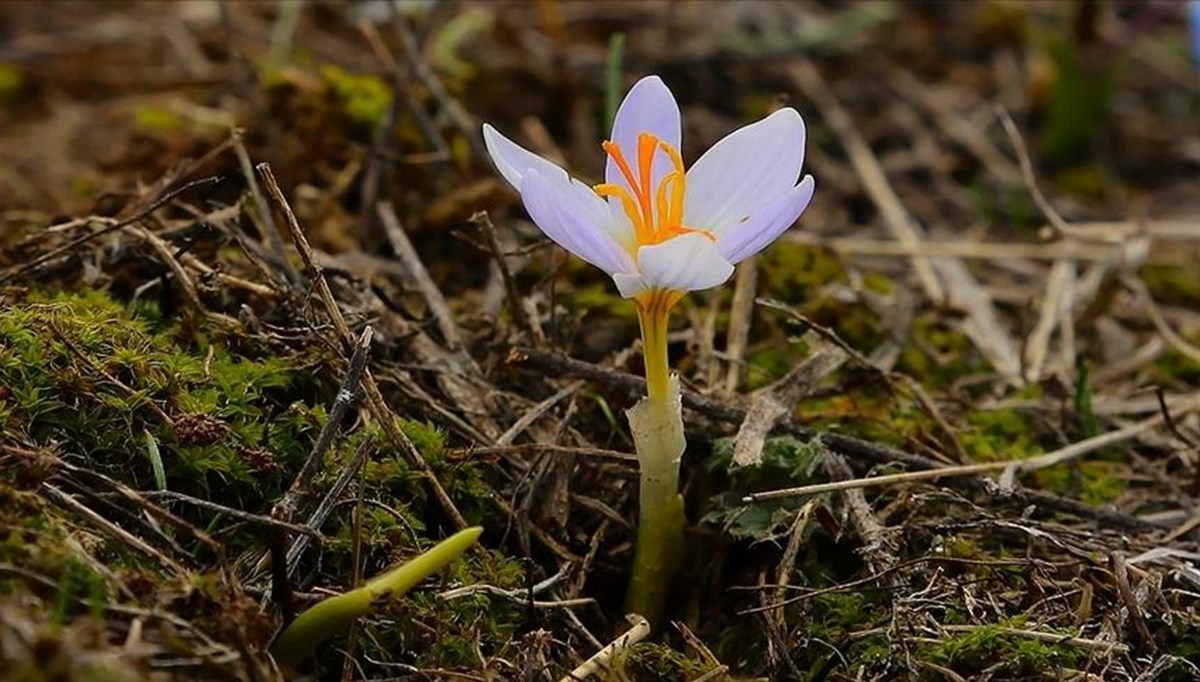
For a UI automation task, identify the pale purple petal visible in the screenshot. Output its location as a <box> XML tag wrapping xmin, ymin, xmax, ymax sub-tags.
<box><xmin>520</xmin><ymin>170</ymin><xmax>636</xmax><ymax>276</ymax></box>
<box><xmin>683</xmin><ymin>108</ymin><xmax>807</xmax><ymax>237</ymax></box>
<box><xmin>613</xmin><ymin>272</ymin><xmax>646</xmax><ymax>298</ymax></box>
<box><xmin>715</xmin><ymin>176</ymin><xmax>815</xmax><ymax>264</ymax></box>
<box><xmin>606</xmin><ymin>76</ymin><xmax>681</xmax><ymax>206</ymax></box>
<box><xmin>483</xmin><ymin>123</ymin><xmax>566</xmax><ymax>191</ymax></box>
<box><xmin>635</xmin><ymin>233</ymin><xmax>734</xmax><ymax>293</ymax></box>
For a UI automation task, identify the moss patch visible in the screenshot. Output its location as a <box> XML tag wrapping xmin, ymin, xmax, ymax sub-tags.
<box><xmin>0</xmin><ymin>289</ymin><xmax>325</xmax><ymax>506</ymax></box>
<box><xmin>921</xmin><ymin>619</ymin><xmax>1082</xmax><ymax>676</ymax></box>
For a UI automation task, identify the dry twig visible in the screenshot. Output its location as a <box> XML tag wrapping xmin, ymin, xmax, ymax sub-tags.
<box><xmin>258</xmin><ymin>162</ymin><xmax>468</xmax><ymax>530</ymax></box>
<box><xmin>559</xmin><ymin>615</ymin><xmax>651</xmax><ymax>682</ymax></box>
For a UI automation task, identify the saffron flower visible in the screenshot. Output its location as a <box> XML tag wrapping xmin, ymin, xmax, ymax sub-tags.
<box><xmin>482</xmin><ymin>75</ymin><xmax>813</xmax><ymax>626</ymax></box>
<box><xmin>482</xmin><ymin>75</ymin><xmax>814</xmax><ymax>305</ymax></box>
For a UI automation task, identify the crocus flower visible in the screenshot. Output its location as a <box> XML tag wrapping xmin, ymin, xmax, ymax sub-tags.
<box><xmin>483</xmin><ymin>76</ymin><xmax>815</xmax><ymax>625</ymax></box>
<box><xmin>482</xmin><ymin>75</ymin><xmax>814</xmax><ymax>305</ymax></box>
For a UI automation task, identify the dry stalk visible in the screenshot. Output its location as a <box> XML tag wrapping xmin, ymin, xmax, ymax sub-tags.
<box><xmin>746</xmin><ymin>390</ymin><xmax>1200</xmax><ymax>502</ymax></box>
<box><xmin>510</xmin><ymin>346</ymin><xmax>1167</xmax><ymax>533</ymax></box>
<box><xmin>496</xmin><ymin>381</ymin><xmax>584</xmax><ymax>446</ymax></box>
<box><xmin>231</xmin><ymin>127</ymin><xmax>297</xmax><ymax>284</ymax></box>
<box><xmin>558</xmin><ymin>615</ymin><xmax>651</xmax><ymax>682</ymax></box>
<box><xmin>270</xmin><ymin>327</ymin><xmax>373</xmax><ymax>525</ymax></box>
<box><xmin>378</xmin><ymin>200</ymin><xmax>464</xmax><ymax>349</ymax></box>
<box><xmin>471</xmin><ymin>210</ymin><xmax>538</xmax><ymax>341</ymax></box>
<box><xmin>0</xmin><ymin>175</ymin><xmax>224</xmax><ymax>285</ymax></box>
<box><xmin>1024</xmin><ymin>258</ymin><xmax>1075</xmax><ymax>382</ymax></box>
<box><xmin>731</xmin><ymin>336</ymin><xmax>847</xmax><ymax>468</ymax></box>
<box><xmin>257</xmin><ymin>162</ymin><xmax>467</xmax><ymax>530</ymax></box>
<box><xmin>790</xmin><ymin>59</ymin><xmax>1022</xmax><ymax>384</ymax></box>
<box><xmin>285</xmin><ymin>438</ymin><xmax>376</xmax><ymax>577</ymax></box>
<box><xmin>723</xmin><ymin>257</ymin><xmax>759</xmax><ymax>396</ymax></box>
<box><xmin>42</xmin><ymin>484</ymin><xmax>188</xmax><ymax>577</ymax></box>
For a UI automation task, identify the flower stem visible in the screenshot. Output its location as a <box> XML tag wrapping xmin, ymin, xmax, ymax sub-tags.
<box><xmin>637</xmin><ymin>291</ymin><xmax>674</xmax><ymax>401</ymax></box>
<box><xmin>625</xmin><ymin>292</ymin><xmax>687</xmax><ymax>625</ymax></box>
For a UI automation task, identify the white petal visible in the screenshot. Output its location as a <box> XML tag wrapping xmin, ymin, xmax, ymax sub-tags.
<box><xmin>483</xmin><ymin>123</ymin><xmax>566</xmax><ymax>191</ymax></box>
<box><xmin>716</xmin><ymin>176</ymin><xmax>816</xmax><ymax>264</ymax></box>
<box><xmin>683</xmin><ymin>108</ymin><xmax>807</xmax><ymax>236</ymax></box>
<box><xmin>606</xmin><ymin>76</ymin><xmax>681</xmax><ymax>207</ymax></box>
<box><xmin>613</xmin><ymin>272</ymin><xmax>646</xmax><ymax>298</ymax></box>
<box><xmin>635</xmin><ymin>233</ymin><xmax>734</xmax><ymax>293</ymax></box>
<box><xmin>520</xmin><ymin>171</ymin><xmax>635</xmax><ymax>276</ymax></box>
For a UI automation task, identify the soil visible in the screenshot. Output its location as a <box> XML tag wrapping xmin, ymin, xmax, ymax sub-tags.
<box><xmin>1</xmin><ymin>2</ymin><xmax>1199</xmax><ymax>681</ymax></box>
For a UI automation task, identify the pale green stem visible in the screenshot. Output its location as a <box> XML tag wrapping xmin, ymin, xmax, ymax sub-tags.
<box><xmin>625</xmin><ymin>293</ymin><xmax>687</xmax><ymax>625</ymax></box>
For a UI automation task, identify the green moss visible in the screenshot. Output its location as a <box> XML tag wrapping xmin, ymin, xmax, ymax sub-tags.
<box><xmin>1153</xmin><ymin>352</ymin><xmax>1200</xmax><ymax>387</ymax></box>
<box><xmin>321</xmin><ymin>64</ymin><xmax>392</xmax><ymax>127</ymax></box>
<box><xmin>897</xmin><ymin>313</ymin><xmax>980</xmax><ymax>387</ymax></box>
<box><xmin>133</xmin><ymin>106</ymin><xmax>184</xmax><ymax>133</ymax></box>
<box><xmin>618</xmin><ymin>641</ymin><xmax>717</xmax><ymax>681</ymax></box>
<box><xmin>808</xmin><ymin>591</ymin><xmax>880</xmax><ymax>633</ymax></box>
<box><xmin>399</xmin><ymin>418</ymin><xmax>492</xmax><ymax>524</ymax></box>
<box><xmin>0</xmin><ymin>289</ymin><xmax>328</xmax><ymax>531</ymax></box>
<box><xmin>758</xmin><ymin>243</ymin><xmax>847</xmax><ymax>303</ymax></box>
<box><xmin>1052</xmin><ymin>165</ymin><xmax>1110</xmax><ymax>202</ymax></box>
<box><xmin>50</xmin><ymin>559</ymin><xmax>108</xmax><ymax>625</ymax></box>
<box><xmin>788</xmin><ymin>592</ymin><xmax>890</xmax><ymax>673</ymax></box>
<box><xmin>0</xmin><ymin>63</ymin><xmax>22</xmax><ymax>100</ymax></box>
<box><xmin>861</xmin><ymin>271</ymin><xmax>896</xmax><ymax>295</ymax></box>
<box><xmin>400</xmin><ymin>419</ymin><xmax>448</xmax><ymax>463</ymax></box>
<box><xmin>922</xmin><ymin>619</ymin><xmax>1082</xmax><ymax>675</ymax></box>
<box><xmin>565</xmin><ymin>281</ymin><xmax>636</xmax><ymax>320</ymax></box>
<box><xmin>1140</xmin><ymin>264</ymin><xmax>1200</xmax><ymax>307</ymax></box>
<box><xmin>0</xmin><ymin>287</ymin><xmax>531</xmax><ymax>672</ymax></box>
<box><xmin>0</xmin><ymin>487</ymin><xmax>72</xmax><ymax>586</ymax></box>
<box><xmin>743</xmin><ymin>343</ymin><xmax>795</xmax><ymax>391</ymax></box>
<box><xmin>357</xmin><ymin>546</ymin><xmax>526</xmax><ymax>670</ymax></box>
<box><xmin>747</xmin><ymin>243</ymin><xmax>886</xmax><ymax>387</ymax></box>
<box><xmin>1153</xmin><ymin>606</ymin><xmax>1200</xmax><ymax>681</ymax></box>
<box><xmin>959</xmin><ymin>407</ymin><xmax>1044</xmax><ymax>462</ymax></box>
<box><xmin>942</xmin><ymin>535</ymin><xmax>983</xmax><ymax>560</ymax></box>
<box><xmin>1031</xmin><ymin>461</ymin><xmax>1127</xmax><ymax>505</ymax></box>
<box><xmin>798</xmin><ymin>386</ymin><xmax>938</xmax><ymax>454</ymax></box>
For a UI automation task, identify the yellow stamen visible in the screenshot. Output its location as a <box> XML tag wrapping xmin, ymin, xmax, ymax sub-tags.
<box><xmin>637</xmin><ymin>133</ymin><xmax>657</xmax><ymax>228</ymax></box>
<box><xmin>655</xmin><ymin>172</ymin><xmax>674</xmax><ymax>231</ymax></box>
<box><xmin>595</xmin><ymin>134</ymin><xmax>716</xmax><ymax>255</ymax></box>
<box><xmin>595</xmin><ymin>183</ymin><xmax>651</xmax><ymax>244</ymax></box>
<box><xmin>602</xmin><ymin>141</ymin><xmax>641</xmax><ymax>202</ymax></box>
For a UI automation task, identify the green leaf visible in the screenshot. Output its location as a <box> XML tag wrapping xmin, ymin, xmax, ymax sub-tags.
<box><xmin>271</xmin><ymin>526</ymin><xmax>483</xmax><ymax>667</ymax></box>
<box><xmin>144</xmin><ymin>428</ymin><xmax>167</xmax><ymax>492</ymax></box>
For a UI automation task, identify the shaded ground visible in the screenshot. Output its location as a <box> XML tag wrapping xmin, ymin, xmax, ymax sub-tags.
<box><xmin>1</xmin><ymin>1</ymin><xmax>1199</xmax><ymax>680</ymax></box>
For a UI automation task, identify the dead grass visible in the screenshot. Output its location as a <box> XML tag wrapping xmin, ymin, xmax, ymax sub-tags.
<box><xmin>1</xmin><ymin>2</ymin><xmax>1199</xmax><ymax>680</ymax></box>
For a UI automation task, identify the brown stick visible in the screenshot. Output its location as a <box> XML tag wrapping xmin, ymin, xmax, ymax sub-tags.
<box><xmin>257</xmin><ymin>163</ymin><xmax>467</xmax><ymax>530</ymax></box>
<box><xmin>0</xmin><ymin>175</ymin><xmax>222</xmax><ymax>285</ymax></box>
<box><xmin>471</xmin><ymin>210</ymin><xmax>536</xmax><ymax>340</ymax></box>
<box><xmin>508</xmin><ymin>346</ymin><xmax>1166</xmax><ymax>534</ymax></box>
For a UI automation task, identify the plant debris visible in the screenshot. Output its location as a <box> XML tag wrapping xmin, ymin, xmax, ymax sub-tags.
<box><xmin>1</xmin><ymin>2</ymin><xmax>1199</xmax><ymax>680</ymax></box>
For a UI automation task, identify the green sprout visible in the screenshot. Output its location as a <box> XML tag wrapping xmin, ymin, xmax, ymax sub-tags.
<box><xmin>272</xmin><ymin>526</ymin><xmax>483</xmax><ymax>667</ymax></box>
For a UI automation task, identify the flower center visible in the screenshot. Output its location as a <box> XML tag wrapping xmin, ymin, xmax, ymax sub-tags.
<box><xmin>594</xmin><ymin>132</ymin><xmax>715</xmax><ymax>253</ymax></box>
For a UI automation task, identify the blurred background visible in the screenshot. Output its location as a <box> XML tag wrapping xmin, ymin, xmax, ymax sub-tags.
<box><xmin>1</xmin><ymin>1</ymin><xmax>1197</xmax><ymax>242</ymax></box>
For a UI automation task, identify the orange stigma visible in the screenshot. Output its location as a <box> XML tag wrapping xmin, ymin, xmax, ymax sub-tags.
<box><xmin>594</xmin><ymin>133</ymin><xmax>714</xmax><ymax>253</ymax></box>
